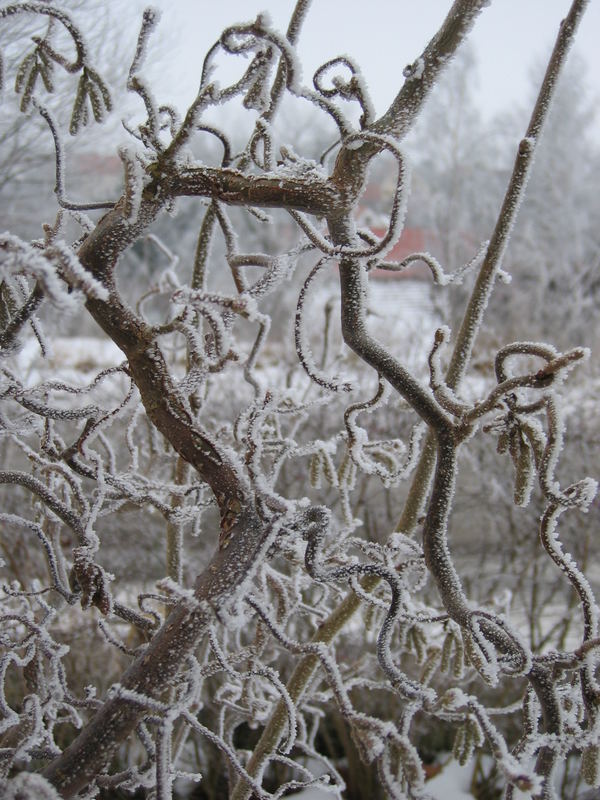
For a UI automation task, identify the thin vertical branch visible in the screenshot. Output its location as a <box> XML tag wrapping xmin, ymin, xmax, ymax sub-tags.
<box><xmin>446</xmin><ymin>0</ymin><xmax>589</xmax><ymax>391</ymax></box>
<box><xmin>396</xmin><ymin>0</ymin><xmax>590</xmax><ymax>536</ymax></box>
<box><xmin>166</xmin><ymin>456</ymin><xmax>187</xmax><ymax>583</ymax></box>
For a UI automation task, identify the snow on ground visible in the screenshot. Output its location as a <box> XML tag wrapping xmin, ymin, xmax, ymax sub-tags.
<box><xmin>286</xmin><ymin>758</ymin><xmax>535</xmax><ymax>799</ymax></box>
<box><xmin>426</xmin><ymin>760</ymin><xmax>527</xmax><ymax>800</ymax></box>
<box><xmin>14</xmin><ymin>335</ymin><xmax>125</xmax><ymax>386</ymax></box>
<box><xmin>287</xmin><ymin>788</ymin><xmax>336</xmax><ymax>799</ymax></box>
<box><xmin>425</xmin><ymin>761</ymin><xmax>475</xmax><ymax>800</ymax></box>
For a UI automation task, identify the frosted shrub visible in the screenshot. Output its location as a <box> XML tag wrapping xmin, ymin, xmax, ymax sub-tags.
<box><xmin>0</xmin><ymin>2</ymin><xmax>597</xmax><ymax>799</ymax></box>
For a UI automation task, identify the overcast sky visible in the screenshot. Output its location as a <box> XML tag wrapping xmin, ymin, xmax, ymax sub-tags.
<box><xmin>145</xmin><ymin>1</ymin><xmax>600</xmax><ymax>137</ymax></box>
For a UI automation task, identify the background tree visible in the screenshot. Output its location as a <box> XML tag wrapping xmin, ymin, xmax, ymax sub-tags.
<box><xmin>495</xmin><ymin>57</ymin><xmax>600</xmax><ymax>353</ymax></box>
<box><xmin>0</xmin><ymin>0</ymin><xmax>149</xmax><ymax>238</ymax></box>
<box><xmin>0</xmin><ymin>3</ymin><xmax>598</xmax><ymax>800</ymax></box>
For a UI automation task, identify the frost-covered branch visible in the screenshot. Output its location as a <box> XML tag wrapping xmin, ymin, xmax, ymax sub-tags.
<box><xmin>0</xmin><ymin>2</ymin><xmax>596</xmax><ymax>799</ymax></box>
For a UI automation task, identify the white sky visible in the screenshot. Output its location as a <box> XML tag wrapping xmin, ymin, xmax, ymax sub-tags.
<box><xmin>145</xmin><ymin>1</ymin><xmax>600</xmax><ymax>137</ymax></box>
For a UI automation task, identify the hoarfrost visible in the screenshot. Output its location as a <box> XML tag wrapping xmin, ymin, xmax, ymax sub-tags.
<box><xmin>3</xmin><ymin>772</ymin><xmax>62</xmax><ymax>800</ymax></box>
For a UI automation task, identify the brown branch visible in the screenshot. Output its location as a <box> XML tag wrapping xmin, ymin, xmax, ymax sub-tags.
<box><xmin>41</xmin><ymin>192</ymin><xmax>273</xmax><ymax>796</ymax></box>
<box><xmin>262</xmin><ymin>0</ymin><xmax>312</xmax><ymax>122</ymax></box>
<box><xmin>0</xmin><ymin>281</ymin><xmax>44</xmax><ymax>351</ymax></box>
<box><xmin>42</xmin><ymin>505</ymin><xmax>272</xmax><ymax>797</ymax></box>
<box><xmin>445</xmin><ymin>0</ymin><xmax>590</xmax><ymax>392</ymax></box>
<box><xmin>33</xmin><ymin>1</ymin><xmax>592</xmax><ymax>796</ymax></box>
<box><xmin>394</xmin><ymin>0</ymin><xmax>591</xmax><ymax>532</ymax></box>
<box><xmin>337</xmin><ymin>254</ymin><xmax>452</xmax><ymax>432</ymax></box>
<box><xmin>166</xmin><ymin>164</ymin><xmax>339</xmax><ymax>214</ymax></box>
<box><xmin>231</xmin><ymin>4</ymin><xmax>497</xmax><ymax>795</ymax></box>
<box><xmin>373</xmin><ymin>0</ymin><xmax>489</xmax><ymax>140</ymax></box>
<box><xmin>328</xmin><ymin>0</ymin><xmax>489</xmax><ymax>199</ymax></box>
<box><xmin>0</xmin><ymin>470</ymin><xmax>85</xmax><ymax>540</ymax></box>
<box><xmin>38</xmin><ymin>58</ymin><xmax>354</xmax><ymax>779</ymax></box>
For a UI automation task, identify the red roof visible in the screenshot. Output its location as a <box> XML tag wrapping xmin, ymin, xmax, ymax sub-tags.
<box><xmin>74</xmin><ymin>153</ymin><xmax>121</xmax><ymax>175</ymax></box>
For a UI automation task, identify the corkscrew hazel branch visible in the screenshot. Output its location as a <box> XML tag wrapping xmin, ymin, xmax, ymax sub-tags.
<box><xmin>0</xmin><ymin>3</ymin><xmax>91</xmax><ymax>72</ymax></box>
<box><xmin>373</xmin><ymin>239</ymin><xmax>488</xmax><ymax>286</ymax></box>
<box><xmin>246</xmin><ymin>594</ymin><xmax>428</xmax><ymax>798</ymax></box>
<box><xmin>522</xmin><ymin>395</ymin><xmax>598</xmax><ymax>510</ymax></box>
<box><xmin>313</xmin><ymin>56</ymin><xmax>375</xmax><ymax>129</ymax></box>
<box><xmin>0</xmin><ymin>513</ymin><xmax>74</xmax><ymax>600</ymax></box>
<box><xmin>343</xmin><ymin>376</ymin><xmax>426</xmax><ymax>484</ymax></box>
<box><xmin>466</xmin><ymin>345</ymin><xmax>588</xmax><ymax>424</ymax></box>
<box><xmin>180</xmin><ymin>710</ymin><xmax>272</xmax><ymax>800</ymax></box>
<box><xmin>208</xmin><ymin>625</ymin><xmax>298</xmax><ymax>754</ymax></box>
<box><xmin>0</xmin><ymin>470</ymin><xmax>85</xmax><ymax>542</ymax></box>
<box><xmin>231</xmin><ymin>2</ymin><xmax>593</xmax><ymax>796</ymax></box>
<box><xmin>428</xmin><ymin>327</ymin><xmax>469</xmax><ymax>417</ymax></box>
<box><xmin>0</xmin><ymin>1</ymin><xmax>592</xmax><ymax>798</ymax></box>
<box><xmin>295</xmin><ymin>256</ymin><xmax>353</xmax><ymax>392</ymax></box>
<box><xmin>125</xmin><ymin>8</ymin><xmax>164</xmax><ymax>152</ymax></box>
<box><xmin>242</xmin><ymin>392</ymin><xmax>292</xmax><ymax>516</ymax></box>
<box><xmin>539</xmin><ymin>504</ymin><xmax>599</xmax><ymax>683</ymax></box>
<box><xmin>165</xmin><ymin>19</ymin><xmax>290</xmax><ymax>161</ymax></box>
<box><xmin>300</xmin><ymin>505</ymin><xmax>434</xmax><ymax>702</ymax></box>
<box><xmin>34</xmin><ymin>101</ymin><xmax>115</xmax><ymax>210</ymax></box>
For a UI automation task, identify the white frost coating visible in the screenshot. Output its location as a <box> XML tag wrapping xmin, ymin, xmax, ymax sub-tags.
<box><xmin>276</xmin><ymin>147</ymin><xmax>329</xmax><ymax>181</ymax></box>
<box><xmin>130</xmin><ymin>7</ymin><xmax>162</xmax><ymax>76</ymax></box>
<box><xmin>0</xmin><ymin>5</ymin><xmax>596</xmax><ymax>799</ymax></box>
<box><xmin>107</xmin><ymin>682</ymin><xmax>169</xmax><ymax>713</ymax></box>
<box><xmin>222</xmin><ymin>15</ymin><xmax>303</xmax><ymax>93</ymax></box>
<box><xmin>338</xmin><ymin>132</ymin><xmax>410</xmax><ymax>261</ymax></box>
<box><xmin>387</xmin><ymin>532</ymin><xmax>422</xmax><ymax>560</ymax></box>
<box><xmin>413</xmin><ymin>57</ymin><xmax>425</xmax><ymax>79</ymax></box>
<box><xmin>48</xmin><ymin>241</ymin><xmax>109</xmax><ymax>301</ymax></box>
<box><xmin>312</xmin><ymin>52</ymin><xmax>375</xmax><ymax>128</ymax></box>
<box><xmin>255</xmin><ymin>11</ymin><xmax>273</xmax><ymax>28</ymax></box>
<box><xmin>540</xmin><ymin>505</ymin><xmax>599</xmax><ymax>638</ymax></box>
<box><xmin>343</xmin><ymin>54</ymin><xmax>375</xmax><ymax>125</ymax></box>
<box><xmin>3</xmin><ymin>772</ymin><xmax>62</xmax><ymax>799</ymax></box>
<box><xmin>119</xmin><ymin>146</ymin><xmax>146</xmax><ymax>223</ymax></box>
<box><xmin>0</xmin><ymin>233</ymin><xmax>79</xmax><ymax>313</ymax></box>
<box><xmin>403</xmin><ymin>57</ymin><xmax>425</xmax><ymax>81</ymax></box>
<box><xmin>255</xmin><ymin>17</ymin><xmax>303</xmax><ymax>94</ymax></box>
<box><xmin>156</xmin><ymin>576</ymin><xmax>198</xmax><ymax>606</ymax></box>
<box><xmin>294</xmin><ymin>256</ymin><xmax>353</xmax><ymax>392</ymax></box>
